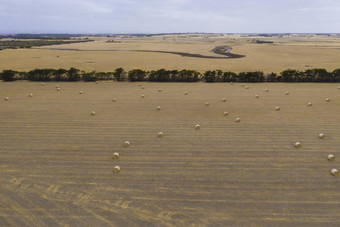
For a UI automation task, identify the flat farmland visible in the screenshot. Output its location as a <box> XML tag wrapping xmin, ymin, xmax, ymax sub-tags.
<box><xmin>1</xmin><ymin>81</ymin><xmax>340</xmax><ymax>226</ymax></box>
<box><xmin>1</xmin><ymin>34</ymin><xmax>340</xmax><ymax>73</ymax></box>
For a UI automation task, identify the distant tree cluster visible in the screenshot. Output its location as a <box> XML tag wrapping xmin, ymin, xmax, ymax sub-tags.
<box><xmin>249</xmin><ymin>39</ymin><xmax>274</xmax><ymax>44</ymax></box>
<box><xmin>1</xmin><ymin>68</ymin><xmax>340</xmax><ymax>82</ymax></box>
<box><xmin>0</xmin><ymin>40</ymin><xmax>93</xmax><ymax>50</ymax></box>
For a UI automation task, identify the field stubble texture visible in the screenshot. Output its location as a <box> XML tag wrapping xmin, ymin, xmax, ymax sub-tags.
<box><xmin>1</xmin><ymin>35</ymin><xmax>340</xmax><ymax>73</ymax></box>
<box><xmin>0</xmin><ymin>81</ymin><xmax>340</xmax><ymax>226</ymax></box>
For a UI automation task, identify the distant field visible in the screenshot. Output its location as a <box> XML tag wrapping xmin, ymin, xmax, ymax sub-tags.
<box><xmin>1</xmin><ymin>34</ymin><xmax>340</xmax><ymax>73</ymax></box>
<box><xmin>1</xmin><ymin>81</ymin><xmax>339</xmax><ymax>226</ymax></box>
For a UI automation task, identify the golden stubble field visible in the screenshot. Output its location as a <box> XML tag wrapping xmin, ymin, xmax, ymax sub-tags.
<box><xmin>1</xmin><ymin>34</ymin><xmax>340</xmax><ymax>73</ymax></box>
<box><xmin>0</xmin><ymin>81</ymin><xmax>340</xmax><ymax>226</ymax></box>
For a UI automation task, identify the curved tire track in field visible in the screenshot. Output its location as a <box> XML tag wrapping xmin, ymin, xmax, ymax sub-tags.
<box><xmin>32</xmin><ymin>46</ymin><xmax>245</xmax><ymax>59</ymax></box>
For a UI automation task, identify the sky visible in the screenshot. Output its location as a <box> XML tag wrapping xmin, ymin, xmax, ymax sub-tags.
<box><xmin>0</xmin><ymin>0</ymin><xmax>340</xmax><ymax>34</ymax></box>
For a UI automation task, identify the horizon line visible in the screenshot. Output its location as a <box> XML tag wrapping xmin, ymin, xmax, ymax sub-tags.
<box><xmin>1</xmin><ymin>32</ymin><xmax>340</xmax><ymax>36</ymax></box>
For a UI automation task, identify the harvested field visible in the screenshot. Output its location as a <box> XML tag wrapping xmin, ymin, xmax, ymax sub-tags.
<box><xmin>0</xmin><ymin>81</ymin><xmax>340</xmax><ymax>226</ymax></box>
<box><xmin>1</xmin><ymin>34</ymin><xmax>340</xmax><ymax>73</ymax></box>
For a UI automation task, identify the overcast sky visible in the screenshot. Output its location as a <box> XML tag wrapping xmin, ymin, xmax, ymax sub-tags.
<box><xmin>0</xmin><ymin>0</ymin><xmax>339</xmax><ymax>34</ymax></box>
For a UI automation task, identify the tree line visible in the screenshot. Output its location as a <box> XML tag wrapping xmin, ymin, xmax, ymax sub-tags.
<box><xmin>0</xmin><ymin>39</ymin><xmax>93</xmax><ymax>51</ymax></box>
<box><xmin>1</xmin><ymin>68</ymin><xmax>340</xmax><ymax>82</ymax></box>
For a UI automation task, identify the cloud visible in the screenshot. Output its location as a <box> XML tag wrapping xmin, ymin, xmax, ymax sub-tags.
<box><xmin>0</xmin><ymin>0</ymin><xmax>339</xmax><ymax>33</ymax></box>
<box><xmin>297</xmin><ymin>7</ymin><xmax>340</xmax><ymax>12</ymax></box>
<box><xmin>81</xmin><ymin>1</ymin><xmax>114</xmax><ymax>14</ymax></box>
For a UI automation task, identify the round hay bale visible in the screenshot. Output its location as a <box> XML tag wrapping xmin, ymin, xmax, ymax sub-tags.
<box><xmin>294</xmin><ymin>142</ymin><xmax>301</xmax><ymax>148</ymax></box>
<box><xmin>184</xmin><ymin>91</ymin><xmax>188</xmax><ymax>95</ymax></box>
<box><xmin>112</xmin><ymin>152</ymin><xmax>120</xmax><ymax>159</ymax></box>
<box><xmin>57</xmin><ymin>88</ymin><xmax>61</xmax><ymax>91</ymax></box>
<box><xmin>326</xmin><ymin>98</ymin><xmax>330</xmax><ymax>102</ymax></box>
<box><xmin>5</xmin><ymin>97</ymin><xmax>9</xmax><ymax>101</ymax></box>
<box><xmin>241</xmin><ymin>84</ymin><xmax>244</xmax><ymax>87</ymax></box>
<box><xmin>275</xmin><ymin>107</ymin><xmax>280</xmax><ymax>111</ymax></box>
<box><xmin>56</xmin><ymin>85</ymin><xmax>60</xmax><ymax>88</ymax></box>
<box><xmin>113</xmin><ymin>166</ymin><xmax>120</xmax><ymax>173</ymax></box>
<box><xmin>337</xmin><ymin>86</ymin><xmax>340</xmax><ymax>89</ymax></box>
<box><xmin>245</xmin><ymin>86</ymin><xmax>249</xmax><ymax>89</ymax></box>
<box><xmin>235</xmin><ymin>118</ymin><xmax>241</xmax><ymax>123</ymax></box>
<box><xmin>330</xmin><ymin>168</ymin><xmax>339</xmax><ymax>176</ymax></box>
<box><xmin>195</xmin><ymin>124</ymin><xmax>201</xmax><ymax>130</ymax></box>
<box><xmin>79</xmin><ymin>91</ymin><xmax>83</xmax><ymax>94</ymax></box>
<box><xmin>230</xmin><ymin>82</ymin><xmax>234</xmax><ymax>85</ymax></box>
<box><xmin>222</xmin><ymin>98</ymin><xmax>226</xmax><ymax>102</ymax></box>
<box><xmin>41</xmin><ymin>83</ymin><xmax>45</xmax><ymax>86</ymax></box>
<box><xmin>112</xmin><ymin>98</ymin><xmax>117</xmax><ymax>102</ymax></box>
<box><xmin>265</xmin><ymin>89</ymin><xmax>269</xmax><ymax>92</ymax></box>
<box><xmin>157</xmin><ymin>132</ymin><xmax>164</xmax><ymax>138</ymax></box>
<box><xmin>285</xmin><ymin>91</ymin><xmax>289</xmax><ymax>95</ymax></box>
<box><xmin>158</xmin><ymin>89</ymin><xmax>162</xmax><ymax>92</ymax></box>
<box><xmin>224</xmin><ymin>111</ymin><xmax>229</xmax><ymax>116</ymax></box>
<box><xmin>124</xmin><ymin>141</ymin><xmax>130</xmax><ymax>147</ymax></box>
<box><xmin>29</xmin><ymin>94</ymin><xmax>33</xmax><ymax>97</ymax></box>
<box><xmin>141</xmin><ymin>94</ymin><xmax>145</xmax><ymax>98</ymax></box>
<box><xmin>142</xmin><ymin>86</ymin><xmax>145</xmax><ymax>89</ymax></box>
<box><xmin>318</xmin><ymin>133</ymin><xmax>325</xmax><ymax>139</ymax></box>
<box><xmin>91</xmin><ymin>111</ymin><xmax>96</xmax><ymax>116</ymax></box>
<box><xmin>307</xmin><ymin>102</ymin><xmax>312</xmax><ymax>106</ymax></box>
<box><xmin>255</xmin><ymin>95</ymin><xmax>259</xmax><ymax>98</ymax></box>
<box><xmin>156</xmin><ymin>106</ymin><xmax>161</xmax><ymax>111</ymax></box>
<box><xmin>205</xmin><ymin>102</ymin><xmax>209</xmax><ymax>106</ymax></box>
<box><xmin>327</xmin><ymin>154</ymin><xmax>335</xmax><ymax>161</ymax></box>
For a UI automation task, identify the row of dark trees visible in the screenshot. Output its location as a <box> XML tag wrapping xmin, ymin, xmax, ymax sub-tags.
<box><xmin>0</xmin><ymin>68</ymin><xmax>201</xmax><ymax>82</ymax></box>
<box><xmin>203</xmin><ymin>71</ymin><xmax>265</xmax><ymax>82</ymax></box>
<box><xmin>0</xmin><ymin>68</ymin><xmax>115</xmax><ymax>82</ymax></box>
<box><xmin>273</xmin><ymin>69</ymin><xmax>340</xmax><ymax>82</ymax></box>
<box><xmin>1</xmin><ymin>68</ymin><xmax>340</xmax><ymax>82</ymax></box>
